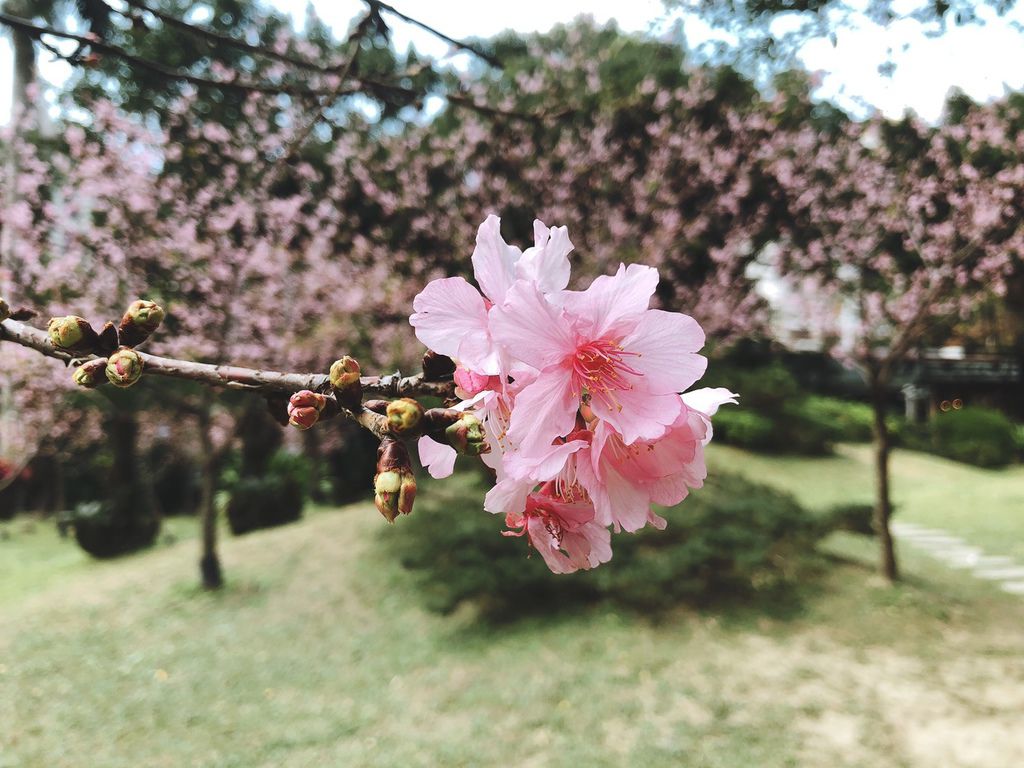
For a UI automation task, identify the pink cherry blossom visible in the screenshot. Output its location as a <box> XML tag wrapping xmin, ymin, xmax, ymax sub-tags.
<box><xmin>502</xmin><ymin>484</ymin><xmax>612</xmax><ymax>574</ymax></box>
<box><xmin>490</xmin><ymin>264</ymin><xmax>708</xmax><ymax>454</ymax></box>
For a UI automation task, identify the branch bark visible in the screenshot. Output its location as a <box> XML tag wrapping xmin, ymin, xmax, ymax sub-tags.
<box><xmin>0</xmin><ymin>316</ymin><xmax>455</xmax><ymax>440</ymax></box>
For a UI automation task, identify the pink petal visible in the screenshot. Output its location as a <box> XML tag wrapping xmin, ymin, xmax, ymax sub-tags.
<box><xmin>417</xmin><ymin>436</ymin><xmax>457</xmax><ymax>479</ymax></box>
<box><xmin>516</xmin><ymin>220</ymin><xmax>572</xmax><ymax>293</ymax></box>
<box><xmin>489</xmin><ymin>280</ymin><xmax>576</xmax><ymax>371</ymax></box>
<box><xmin>505</xmin><ymin>370</ymin><xmax>578</xmax><ymax>457</ymax></box>
<box><xmin>505</xmin><ymin>438</ymin><xmax>588</xmax><ymax>483</ymax></box>
<box><xmin>589</xmin><ymin>386</ymin><xmax>681</xmax><ymax>446</ymax></box>
<box><xmin>484</xmin><ymin>477</ymin><xmax>532</xmax><ymax>514</ymax></box>
<box><xmin>557</xmin><ymin>263</ymin><xmax>658</xmax><ymax>340</ymax></box>
<box><xmin>471</xmin><ymin>214</ymin><xmax>521</xmax><ymax>305</ymax></box>
<box><xmin>623</xmin><ymin>310</ymin><xmax>707</xmax><ymax>394</ymax></box>
<box><xmin>410</xmin><ymin>277</ymin><xmax>496</xmax><ymax>372</ymax></box>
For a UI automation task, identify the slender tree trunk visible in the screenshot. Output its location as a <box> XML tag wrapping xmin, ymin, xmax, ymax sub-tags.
<box><xmin>870</xmin><ymin>372</ymin><xmax>899</xmax><ymax>582</ymax></box>
<box><xmin>196</xmin><ymin>402</ymin><xmax>223</xmax><ymax>590</ymax></box>
<box><xmin>303</xmin><ymin>427</ymin><xmax>326</xmax><ymax>503</ymax></box>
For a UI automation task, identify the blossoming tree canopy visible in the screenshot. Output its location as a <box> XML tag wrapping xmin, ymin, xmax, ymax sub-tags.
<box><xmin>410</xmin><ymin>215</ymin><xmax>737</xmax><ymax>574</ymax></box>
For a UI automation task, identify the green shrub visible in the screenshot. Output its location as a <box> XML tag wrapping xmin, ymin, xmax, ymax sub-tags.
<box><xmin>703</xmin><ymin>359</ymin><xmax>833</xmax><ymax>455</ymax></box>
<box><xmin>386</xmin><ymin>471</ymin><xmax>831</xmax><ymax>619</ymax></box>
<box><xmin>929</xmin><ymin>406</ymin><xmax>1017</xmax><ymax>468</ymax></box>
<box><xmin>823</xmin><ymin>502</ymin><xmax>876</xmax><ymax>535</ymax></box>
<box><xmin>225</xmin><ymin>450</ymin><xmax>311</xmax><ymax>535</ymax></box>
<box><xmin>72</xmin><ymin>501</ymin><xmax>160</xmax><ymax>558</ymax></box>
<box><xmin>801</xmin><ymin>397</ymin><xmax>875</xmax><ymax>443</ymax></box>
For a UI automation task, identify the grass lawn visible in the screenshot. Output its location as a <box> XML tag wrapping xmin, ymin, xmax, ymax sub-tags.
<box><xmin>708</xmin><ymin>444</ymin><xmax>1024</xmax><ymax>560</ymax></box>
<box><xmin>1</xmin><ymin>448</ymin><xmax>1022</xmax><ymax>767</ymax></box>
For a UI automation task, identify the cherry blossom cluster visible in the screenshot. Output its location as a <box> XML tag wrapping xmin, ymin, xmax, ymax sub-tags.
<box><xmin>411</xmin><ymin>216</ymin><xmax>736</xmax><ymax>574</ymax></box>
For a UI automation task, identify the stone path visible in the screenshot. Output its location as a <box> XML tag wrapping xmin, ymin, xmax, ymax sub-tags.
<box><xmin>891</xmin><ymin>521</ymin><xmax>1024</xmax><ymax>596</ymax></box>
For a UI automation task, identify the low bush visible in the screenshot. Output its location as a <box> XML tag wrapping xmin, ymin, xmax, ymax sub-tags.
<box><xmin>72</xmin><ymin>501</ymin><xmax>160</xmax><ymax>558</ymax></box>
<box><xmin>386</xmin><ymin>471</ymin><xmax>833</xmax><ymax>619</ymax></box>
<box><xmin>928</xmin><ymin>406</ymin><xmax>1017</xmax><ymax>469</ymax></box>
<box><xmin>703</xmin><ymin>359</ymin><xmax>834</xmax><ymax>455</ymax></box>
<box><xmin>801</xmin><ymin>396</ymin><xmax>875</xmax><ymax>443</ymax></box>
<box><xmin>225</xmin><ymin>450</ymin><xmax>310</xmax><ymax>535</ymax></box>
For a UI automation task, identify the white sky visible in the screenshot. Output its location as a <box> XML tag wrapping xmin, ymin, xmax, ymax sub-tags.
<box><xmin>1</xmin><ymin>0</ymin><xmax>1023</xmax><ymax>124</ymax></box>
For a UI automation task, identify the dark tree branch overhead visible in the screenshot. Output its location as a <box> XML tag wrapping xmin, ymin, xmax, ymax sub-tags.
<box><xmin>0</xmin><ymin>10</ymin><xmax>539</xmax><ymax>120</ymax></box>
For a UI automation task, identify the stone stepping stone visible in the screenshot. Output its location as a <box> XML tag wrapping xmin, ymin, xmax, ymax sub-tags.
<box><xmin>973</xmin><ymin>566</ymin><xmax>1024</xmax><ymax>581</ymax></box>
<box><xmin>931</xmin><ymin>549</ymin><xmax>983</xmax><ymax>568</ymax></box>
<box><xmin>1000</xmin><ymin>582</ymin><xmax>1024</xmax><ymax>595</ymax></box>
<box><xmin>973</xmin><ymin>555</ymin><xmax>1015</xmax><ymax>568</ymax></box>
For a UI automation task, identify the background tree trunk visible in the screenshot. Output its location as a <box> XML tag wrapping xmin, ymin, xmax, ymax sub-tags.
<box><xmin>869</xmin><ymin>371</ymin><xmax>899</xmax><ymax>582</ymax></box>
<box><xmin>196</xmin><ymin>401</ymin><xmax>223</xmax><ymax>590</ymax></box>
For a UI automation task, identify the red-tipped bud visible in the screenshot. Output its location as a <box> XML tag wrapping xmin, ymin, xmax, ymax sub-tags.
<box><xmin>48</xmin><ymin>315</ymin><xmax>99</xmax><ymax>352</ymax></box>
<box><xmin>287</xmin><ymin>390</ymin><xmax>327</xmax><ymax>430</ymax></box>
<box><xmin>330</xmin><ymin>356</ymin><xmax>362</xmax><ymax>409</ymax></box>
<box><xmin>118</xmin><ymin>300</ymin><xmax>165</xmax><ymax>347</ymax></box>
<box><xmin>73</xmin><ymin>358</ymin><xmax>108</xmax><ymax>389</ymax></box>
<box><xmin>375</xmin><ymin>438</ymin><xmax>415</xmax><ymax>522</ymax></box>
<box><xmin>445</xmin><ymin>413</ymin><xmax>489</xmax><ymax>455</ymax></box>
<box><xmin>0</xmin><ymin>297</ymin><xmax>9</xmax><ymax>322</ymax></box>
<box><xmin>386</xmin><ymin>397</ymin><xmax>424</xmax><ymax>436</ymax></box>
<box><xmin>105</xmin><ymin>348</ymin><xmax>144</xmax><ymax>388</ymax></box>
<box><xmin>329</xmin><ymin>356</ymin><xmax>361</xmax><ymax>389</ymax></box>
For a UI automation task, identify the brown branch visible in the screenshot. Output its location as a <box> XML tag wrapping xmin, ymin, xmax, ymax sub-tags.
<box><xmin>0</xmin><ymin>317</ymin><xmax>454</xmax><ymax>439</ymax></box>
<box><xmin>0</xmin><ymin>11</ymin><xmax>335</xmax><ymax>98</ymax></box>
<box><xmin>0</xmin><ymin>13</ymin><xmax>545</xmax><ymax>122</ymax></box>
<box><xmin>118</xmin><ymin>0</ymin><xmax>349</xmax><ymax>75</ymax></box>
<box><xmin>368</xmin><ymin>0</ymin><xmax>502</xmax><ymax>69</ymax></box>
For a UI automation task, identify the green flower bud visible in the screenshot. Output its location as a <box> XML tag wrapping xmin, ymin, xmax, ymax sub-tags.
<box><xmin>386</xmin><ymin>398</ymin><xmax>424</xmax><ymax>436</ymax></box>
<box><xmin>105</xmin><ymin>348</ymin><xmax>144</xmax><ymax>388</ymax></box>
<box><xmin>445</xmin><ymin>413</ymin><xmax>489</xmax><ymax>455</ymax></box>
<box><xmin>329</xmin><ymin>356</ymin><xmax>361</xmax><ymax>389</ymax></box>
<box><xmin>118</xmin><ymin>300</ymin><xmax>165</xmax><ymax>347</ymax></box>
<box><xmin>72</xmin><ymin>358</ymin><xmax>108</xmax><ymax>389</ymax></box>
<box><xmin>47</xmin><ymin>315</ymin><xmax>98</xmax><ymax>352</ymax></box>
<box><xmin>374</xmin><ymin>438</ymin><xmax>416</xmax><ymax>522</ymax></box>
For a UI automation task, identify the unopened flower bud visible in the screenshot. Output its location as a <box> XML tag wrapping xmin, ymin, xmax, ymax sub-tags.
<box><xmin>329</xmin><ymin>356</ymin><xmax>361</xmax><ymax>389</ymax></box>
<box><xmin>48</xmin><ymin>315</ymin><xmax>99</xmax><ymax>352</ymax></box>
<box><xmin>445</xmin><ymin>413</ymin><xmax>489</xmax><ymax>455</ymax></box>
<box><xmin>330</xmin><ymin>356</ymin><xmax>362</xmax><ymax>409</ymax></box>
<box><xmin>73</xmin><ymin>358</ymin><xmax>108</xmax><ymax>389</ymax></box>
<box><xmin>386</xmin><ymin>398</ymin><xmax>424</xmax><ymax>436</ymax></box>
<box><xmin>287</xmin><ymin>389</ymin><xmax>327</xmax><ymax>430</ymax></box>
<box><xmin>105</xmin><ymin>348</ymin><xmax>144</xmax><ymax>388</ymax></box>
<box><xmin>118</xmin><ymin>300</ymin><xmax>165</xmax><ymax>347</ymax></box>
<box><xmin>0</xmin><ymin>297</ymin><xmax>9</xmax><ymax>322</ymax></box>
<box><xmin>375</xmin><ymin>438</ymin><xmax>415</xmax><ymax>522</ymax></box>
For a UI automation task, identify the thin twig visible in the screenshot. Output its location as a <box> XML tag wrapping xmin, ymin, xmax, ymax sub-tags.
<box><xmin>368</xmin><ymin>0</ymin><xmax>502</xmax><ymax>68</ymax></box>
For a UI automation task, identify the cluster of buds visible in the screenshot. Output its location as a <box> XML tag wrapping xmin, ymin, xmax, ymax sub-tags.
<box><xmin>287</xmin><ymin>390</ymin><xmax>328</xmax><ymax>430</ymax></box>
<box><xmin>374</xmin><ymin>438</ymin><xmax>416</xmax><ymax>522</ymax></box>
<box><xmin>329</xmin><ymin>356</ymin><xmax>362</xmax><ymax>409</ymax></box>
<box><xmin>118</xmin><ymin>300</ymin><xmax>165</xmax><ymax>347</ymax></box>
<box><xmin>47</xmin><ymin>315</ymin><xmax>99</xmax><ymax>353</ymax></box>
<box><xmin>105</xmin><ymin>348</ymin><xmax>144</xmax><ymax>388</ymax></box>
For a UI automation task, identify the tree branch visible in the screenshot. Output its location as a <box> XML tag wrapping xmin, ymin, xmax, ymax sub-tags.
<box><xmin>0</xmin><ymin>316</ymin><xmax>455</xmax><ymax>440</ymax></box>
<box><xmin>368</xmin><ymin>0</ymin><xmax>502</xmax><ymax>68</ymax></box>
<box><xmin>0</xmin><ymin>11</ymin><xmax>542</xmax><ymax>121</ymax></box>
